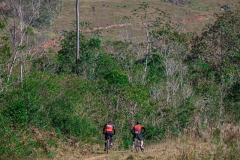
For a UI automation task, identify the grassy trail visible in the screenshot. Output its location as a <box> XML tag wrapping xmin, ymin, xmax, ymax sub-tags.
<box><xmin>38</xmin><ymin>137</ymin><xmax>214</xmax><ymax>160</ymax></box>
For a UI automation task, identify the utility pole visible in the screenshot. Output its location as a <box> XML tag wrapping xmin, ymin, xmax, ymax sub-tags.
<box><xmin>76</xmin><ymin>0</ymin><xmax>79</xmax><ymax>62</ymax></box>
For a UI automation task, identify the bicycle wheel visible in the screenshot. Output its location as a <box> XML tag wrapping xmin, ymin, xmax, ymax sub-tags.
<box><xmin>134</xmin><ymin>138</ymin><xmax>140</xmax><ymax>152</ymax></box>
<box><xmin>140</xmin><ymin>140</ymin><xmax>144</xmax><ymax>152</ymax></box>
<box><xmin>106</xmin><ymin>139</ymin><xmax>109</xmax><ymax>154</ymax></box>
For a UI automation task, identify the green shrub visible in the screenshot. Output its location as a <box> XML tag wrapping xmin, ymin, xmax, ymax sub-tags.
<box><xmin>49</xmin><ymin>98</ymin><xmax>98</xmax><ymax>142</ymax></box>
<box><xmin>95</xmin><ymin>53</ymin><xmax>120</xmax><ymax>78</ymax></box>
<box><xmin>104</xmin><ymin>70</ymin><xmax>129</xmax><ymax>85</ymax></box>
<box><xmin>144</xmin><ymin>124</ymin><xmax>166</xmax><ymax>142</ymax></box>
<box><xmin>0</xmin><ymin>114</ymin><xmax>38</xmax><ymax>159</ymax></box>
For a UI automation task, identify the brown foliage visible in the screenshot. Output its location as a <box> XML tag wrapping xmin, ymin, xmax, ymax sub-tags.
<box><xmin>184</xmin><ymin>123</ymin><xmax>240</xmax><ymax>144</ymax></box>
<box><xmin>30</xmin><ymin>126</ymin><xmax>50</xmax><ymax>153</ymax></box>
<box><xmin>219</xmin><ymin>123</ymin><xmax>240</xmax><ymax>144</ymax></box>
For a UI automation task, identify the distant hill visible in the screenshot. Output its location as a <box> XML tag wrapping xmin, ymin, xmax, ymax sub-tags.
<box><xmin>53</xmin><ymin>0</ymin><xmax>239</xmax><ymax>42</ymax></box>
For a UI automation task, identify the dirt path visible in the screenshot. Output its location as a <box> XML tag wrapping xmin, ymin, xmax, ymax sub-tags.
<box><xmin>80</xmin><ymin>14</ymin><xmax>213</xmax><ymax>32</ymax></box>
<box><xmin>43</xmin><ymin>137</ymin><xmax>215</xmax><ymax>160</ymax></box>
<box><xmin>35</xmin><ymin>13</ymin><xmax>213</xmax><ymax>53</ymax></box>
<box><xmin>32</xmin><ymin>129</ymin><xmax>221</xmax><ymax>160</ymax></box>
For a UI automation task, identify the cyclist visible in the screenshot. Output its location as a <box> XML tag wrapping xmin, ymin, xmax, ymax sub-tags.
<box><xmin>103</xmin><ymin>120</ymin><xmax>116</xmax><ymax>151</ymax></box>
<box><xmin>131</xmin><ymin>121</ymin><xmax>146</xmax><ymax>151</ymax></box>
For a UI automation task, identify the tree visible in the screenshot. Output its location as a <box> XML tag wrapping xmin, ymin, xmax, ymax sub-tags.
<box><xmin>131</xmin><ymin>2</ymin><xmax>172</xmax><ymax>84</ymax></box>
<box><xmin>187</xmin><ymin>11</ymin><xmax>240</xmax><ymax>125</ymax></box>
<box><xmin>0</xmin><ymin>20</ymin><xmax>10</xmax><ymax>92</ymax></box>
<box><xmin>0</xmin><ymin>0</ymin><xmax>62</xmax><ymax>83</ymax></box>
<box><xmin>57</xmin><ymin>30</ymin><xmax>101</xmax><ymax>78</ymax></box>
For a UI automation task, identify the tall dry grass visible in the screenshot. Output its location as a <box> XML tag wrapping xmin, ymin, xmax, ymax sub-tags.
<box><xmin>180</xmin><ymin>123</ymin><xmax>240</xmax><ymax>159</ymax></box>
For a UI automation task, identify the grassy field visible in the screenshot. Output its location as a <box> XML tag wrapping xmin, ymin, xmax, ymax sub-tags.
<box><xmin>53</xmin><ymin>0</ymin><xmax>239</xmax><ymax>42</ymax></box>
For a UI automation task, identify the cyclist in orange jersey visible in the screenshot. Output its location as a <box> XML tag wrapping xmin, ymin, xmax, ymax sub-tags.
<box><xmin>103</xmin><ymin>120</ymin><xmax>116</xmax><ymax>151</ymax></box>
<box><xmin>131</xmin><ymin>121</ymin><xmax>146</xmax><ymax>151</ymax></box>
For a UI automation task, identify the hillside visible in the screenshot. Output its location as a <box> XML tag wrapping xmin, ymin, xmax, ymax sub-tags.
<box><xmin>0</xmin><ymin>0</ymin><xmax>239</xmax><ymax>160</ymax></box>
<box><xmin>53</xmin><ymin>0</ymin><xmax>239</xmax><ymax>41</ymax></box>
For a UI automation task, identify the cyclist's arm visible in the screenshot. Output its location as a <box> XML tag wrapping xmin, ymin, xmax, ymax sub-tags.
<box><xmin>102</xmin><ymin>124</ymin><xmax>106</xmax><ymax>134</ymax></box>
<box><xmin>131</xmin><ymin>128</ymin><xmax>134</xmax><ymax>134</ymax></box>
<box><xmin>142</xmin><ymin>127</ymin><xmax>146</xmax><ymax>134</ymax></box>
<box><xmin>113</xmin><ymin>125</ymin><xmax>116</xmax><ymax>135</ymax></box>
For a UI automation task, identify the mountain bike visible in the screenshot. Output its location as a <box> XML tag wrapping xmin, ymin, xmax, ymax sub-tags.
<box><xmin>131</xmin><ymin>136</ymin><xmax>144</xmax><ymax>152</ymax></box>
<box><xmin>105</xmin><ymin>135</ymin><xmax>113</xmax><ymax>154</ymax></box>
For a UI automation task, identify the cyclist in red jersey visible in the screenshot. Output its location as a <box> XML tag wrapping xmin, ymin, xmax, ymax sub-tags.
<box><xmin>131</xmin><ymin>121</ymin><xmax>146</xmax><ymax>151</ymax></box>
<box><xmin>103</xmin><ymin>120</ymin><xmax>116</xmax><ymax>151</ymax></box>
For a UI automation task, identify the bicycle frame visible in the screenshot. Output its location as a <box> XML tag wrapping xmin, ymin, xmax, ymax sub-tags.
<box><xmin>132</xmin><ymin>136</ymin><xmax>141</xmax><ymax>152</ymax></box>
<box><xmin>105</xmin><ymin>138</ymin><xmax>110</xmax><ymax>154</ymax></box>
<box><xmin>105</xmin><ymin>134</ymin><xmax>113</xmax><ymax>154</ymax></box>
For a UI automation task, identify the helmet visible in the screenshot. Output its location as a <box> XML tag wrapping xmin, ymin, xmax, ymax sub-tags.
<box><xmin>108</xmin><ymin>120</ymin><xmax>113</xmax><ymax>123</ymax></box>
<box><xmin>136</xmin><ymin>121</ymin><xmax>140</xmax><ymax>124</ymax></box>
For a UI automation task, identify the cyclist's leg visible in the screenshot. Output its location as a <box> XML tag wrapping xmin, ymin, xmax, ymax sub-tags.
<box><xmin>137</xmin><ymin>134</ymin><xmax>144</xmax><ymax>149</ymax></box>
<box><xmin>109</xmin><ymin>132</ymin><xmax>113</xmax><ymax>146</ymax></box>
<box><xmin>133</xmin><ymin>133</ymin><xmax>137</xmax><ymax>143</ymax></box>
<box><xmin>136</xmin><ymin>133</ymin><xmax>142</xmax><ymax>141</ymax></box>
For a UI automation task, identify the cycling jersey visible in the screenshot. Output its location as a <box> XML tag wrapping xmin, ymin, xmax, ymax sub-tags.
<box><xmin>105</xmin><ymin>124</ymin><xmax>114</xmax><ymax>132</ymax></box>
<box><xmin>103</xmin><ymin>122</ymin><xmax>115</xmax><ymax>133</ymax></box>
<box><xmin>132</xmin><ymin>124</ymin><xmax>143</xmax><ymax>134</ymax></box>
